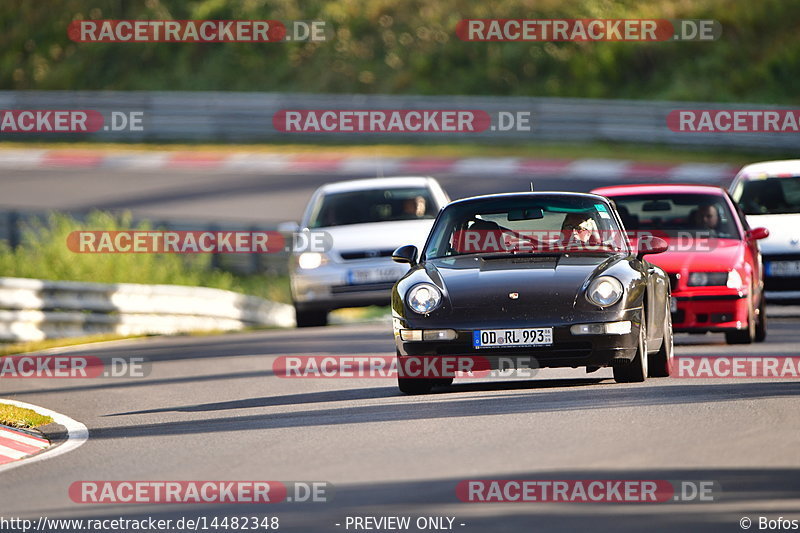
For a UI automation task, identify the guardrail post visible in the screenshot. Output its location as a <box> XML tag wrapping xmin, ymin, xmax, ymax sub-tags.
<box><xmin>8</xmin><ymin>211</ymin><xmax>19</xmax><ymax>248</ymax></box>
<box><xmin>209</xmin><ymin>223</ymin><xmax>221</xmax><ymax>270</ymax></box>
<box><xmin>250</xmin><ymin>225</ymin><xmax>262</xmax><ymax>274</ymax></box>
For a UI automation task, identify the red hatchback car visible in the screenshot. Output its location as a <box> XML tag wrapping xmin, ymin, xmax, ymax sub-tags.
<box><xmin>592</xmin><ymin>184</ymin><xmax>769</xmax><ymax>344</ymax></box>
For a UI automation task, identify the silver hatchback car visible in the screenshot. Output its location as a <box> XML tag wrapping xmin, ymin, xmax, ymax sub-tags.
<box><xmin>730</xmin><ymin>160</ymin><xmax>800</xmax><ymax>302</ymax></box>
<box><xmin>285</xmin><ymin>177</ymin><xmax>450</xmax><ymax>326</ymax></box>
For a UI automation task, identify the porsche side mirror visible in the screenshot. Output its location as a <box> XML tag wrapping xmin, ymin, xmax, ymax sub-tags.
<box><xmin>392</xmin><ymin>245</ymin><xmax>418</xmax><ymax>266</ymax></box>
<box><xmin>747</xmin><ymin>227</ymin><xmax>769</xmax><ymax>240</ymax></box>
<box><xmin>637</xmin><ymin>236</ymin><xmax>669</xmax><ymax>259</ymax></box>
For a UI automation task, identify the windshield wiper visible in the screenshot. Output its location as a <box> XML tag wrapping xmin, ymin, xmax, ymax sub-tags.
<box><xmin>480</xmin><ymin>252</ymin><xmax>562</xmax><ymax>260</ymax></box>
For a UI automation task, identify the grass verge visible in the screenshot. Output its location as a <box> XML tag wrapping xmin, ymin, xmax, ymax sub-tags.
<box><xmin>331</xmin><ymin>306</ymin><xmax>391</xmax><ymax>323</ymax></box>
<box><xmin>0</xmin><ymin>333</ymin><xmax>151</xmax><ymax>357</ymax></box>
<box><xmin>0</xmin><ymin>211</ymin><xmax>292</xmax><ymax>304</ymax></box>
<box><xmin>0</xmin><ymin>309</ymin><xmax>383</xmax><ymax>357</ymax></box>
<box><xmin>0</xmin><ymin>140</ymin><xmax>787</xmax><ymax>166</ymax></box>
<box><xmin>0</xmin><ymin>404</ymin><xmax>53</xmax><ymax>429</ymax></box>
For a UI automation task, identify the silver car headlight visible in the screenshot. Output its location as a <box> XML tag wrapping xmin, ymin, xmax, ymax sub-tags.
<box><xmin>586</xmin><ymin>276</ymin><xmax>624</xmax><ymax>307</ymax></box>
<box><xmin>297</xmin><ymin>252</ymin><xmax>328</xmax><ymax>270</ymax></box>
<box><xmin>407</xmin><ymin>283</ymin><xmax>442</xmax><ymax>314</ymax></box>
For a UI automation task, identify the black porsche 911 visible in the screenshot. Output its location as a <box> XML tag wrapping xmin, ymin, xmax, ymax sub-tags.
<box><xmin>390</xmin><ymin>192</ymin><xmax>674</xmax><ymax>394</ymax></box>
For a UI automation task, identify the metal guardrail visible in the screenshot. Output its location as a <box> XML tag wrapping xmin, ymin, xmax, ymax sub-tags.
<box><xmin>0</xmin><ymin>91</ymin><xmax>797</xmax><ymax>149</ymax></box>
<box><xmin>0</xmin><ymin>277</ymin><xmax>295</xmax><ymax>342</ymax></box>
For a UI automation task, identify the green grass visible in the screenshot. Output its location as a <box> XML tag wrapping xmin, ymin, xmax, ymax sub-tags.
<box><xmin>0</xmin><ymin>333</ymin><xmax>151</xmax><ymax>357</ymax></box>
<box><xmin>0</xmin><ymin>211</ymin><xmax>292</xmax><ymax>303</ymax></box>
<box><xmin>0</xmin><ymin>140</ymin><xmax>783</xmax><ymax>166</ymax></box>
<box><xmin>0</xmin><ymin>404</ymin><xmax>53</xmax><ymax>429</ymax></box>
<box><xmin>331</xmin><ymin>305</ymin><xmax>391</xmax><ymax>322</ymax></box>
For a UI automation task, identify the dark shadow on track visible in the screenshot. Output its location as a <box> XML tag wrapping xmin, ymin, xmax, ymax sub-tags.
<box><xmin>38</xmin><ymin>467</ymin><xmax>800</xmax><ymax>533</ymax></box>
<box><xmin>0</xmin><ymin>369</ymin><xmax>278</xmax><ymax>397</ymax></box>
<box><xmin>106</xmin><ymin>378</ymin><xmax>607</xmax><ymax>416</ymax></box>
<box><xmin>92</xmin><ymin>381</ymin><xmax>800</xmax><ymax>439</ymax></box>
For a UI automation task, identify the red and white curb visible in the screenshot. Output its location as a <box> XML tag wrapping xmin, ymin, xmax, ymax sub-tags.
<box><xmin>0</xmin><ymin>424</ymin><xmax>49</xmax><ymax>465</ymax></box>
<box><xmin>0</xmin><ymin>149</ymin><xmax>739</xmax><ymax>182</ymax></box>
<box><xmin>0</xmin><ymin>399</ymin><xmax>88</xmax><ymax>474</ymax></box>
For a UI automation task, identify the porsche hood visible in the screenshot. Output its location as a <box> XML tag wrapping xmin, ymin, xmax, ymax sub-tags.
<box><xmin>426</xmin><ymin>253</ymin><xmax>624</xmax><ymax>311</ymax></box>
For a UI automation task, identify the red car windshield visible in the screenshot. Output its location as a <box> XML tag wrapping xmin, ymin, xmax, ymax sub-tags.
<box><xmin>609</xmin><ymin>193</ymin><xmax>741</xmax><ymax>240</ymax></box>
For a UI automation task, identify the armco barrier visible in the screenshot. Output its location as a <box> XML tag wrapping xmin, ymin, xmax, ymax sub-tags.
<box><xmin>0</xmin><ymin>91</ymin><xmax>797</xmax><ymax>150</ymax></box>
<box><xmin>0</xmin><ymin>277</ymin><xmax>295</xmax><ymax>342</ymax></box>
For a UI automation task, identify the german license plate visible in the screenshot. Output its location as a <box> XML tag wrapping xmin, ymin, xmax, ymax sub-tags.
<box><xmin>473</xmin><ymin>328</ymin><xmax>553</xmax><ymax>349</ymax></box>
<box><xmin>767</xmin><ymin>260</ymin><xmax>800</xmax><ymax>277</ymax></box>
<box><xmin>347</xmin><ymin>267</ymin><xmax>402</xmax><ymax>285</ymax></box>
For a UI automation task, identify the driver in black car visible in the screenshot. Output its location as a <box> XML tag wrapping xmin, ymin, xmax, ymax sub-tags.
<box><xmin>561</xmin><ymin>212</ymin><xmax>600</xmax><ymax>247</ymax></box>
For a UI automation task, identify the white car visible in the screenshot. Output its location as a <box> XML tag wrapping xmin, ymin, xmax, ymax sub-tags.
<box><xmin>285</xmin><ymin>177</ymin><xmax>450</xmax><ymax>326</ymax></box>
<box><xmin>730</xmin><ymin>160</ymin><xmax>800</xmax><ymax>302</ymax></box>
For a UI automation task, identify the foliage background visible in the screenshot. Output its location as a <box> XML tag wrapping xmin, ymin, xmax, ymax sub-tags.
<box><xmin>2</xmin><ymin>0</ymin><xmax>797</xmax><ymax>103</ymax></box>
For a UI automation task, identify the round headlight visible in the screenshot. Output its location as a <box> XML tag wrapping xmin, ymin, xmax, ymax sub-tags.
<box><xmin>407</xmin><ymin>283</ymin><xmax>442</xmax><ymax>314</ymax></box>
<box><xmin>297</xmin><ymin>252</ymin><xmax>326</xmax><ymax>269</ymax></box>
<box><xmin>586</xmin><ymin>276</ymin><xmax>624</xmax><ymax>307</ymax></box>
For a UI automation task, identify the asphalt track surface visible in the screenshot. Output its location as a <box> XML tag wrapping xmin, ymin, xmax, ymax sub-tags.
<box><xmin>1</xmin><ymin>166</ymin><xmax>797</xmax><ymax>532</ymax></box>
<box><xmin>1</xmin><ymin>321</ymin><xmax>799</xmax><ymax>532</ymax></box>
<box><xmin>0</xmin><ymin>166</ymin><xmax>728</xmax><ymax>224</ymax></box>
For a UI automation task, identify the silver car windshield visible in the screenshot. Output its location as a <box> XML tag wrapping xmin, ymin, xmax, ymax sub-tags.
<box><xmin>735</xmin><ymin>176</ymin><xmax>800</xmax><ymax>215</ymax></box>
<box><xmin>308</xmin><ymin>187</ymin><xmax>436</xmax><ymax>228</ymax></box>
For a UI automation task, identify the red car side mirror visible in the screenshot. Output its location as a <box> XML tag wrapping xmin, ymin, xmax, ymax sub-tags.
<box><xmin>747</xmin><ymin>227</ymin><xmax>769</xmax><ymax>240</ymax></box>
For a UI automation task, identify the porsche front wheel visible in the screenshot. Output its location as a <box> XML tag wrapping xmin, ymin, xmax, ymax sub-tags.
<box><xmin>614</xmin><ymin>308</ymin><xmax>648</xmax><ymax>383</ymax></box>
<box><xmin>649</xmin><ymin>299</ymin><xmax>673</xmax><ymax>378</ymax></box>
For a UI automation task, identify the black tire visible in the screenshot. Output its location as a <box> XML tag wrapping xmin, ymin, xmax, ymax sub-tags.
<box><xmin>725</xmin><ymin>296</ymin><xmax>755</xmax><ymax>345</ymax></box>
<box><xmin>295</xmin><ymin>307</ymin><xmax>328</xmax><ymax>328</ymax></box>
<box><xmin>755</xmin><ymin>296</ymin><xmax>767</xmax><ymax>342</ymax></box>
<box><xmin>396</xmin><ymin>351</ymin><xmax>451</xmax><ymax>394</ymax></box>
<box><xmin>398</xmin><ymin>376</ymin><xmax>436</xmax><ymax>394</ymax></box>
<box><xmin>614</xmin><ymin>308</ymin><xmax>648</xmax><ymax>383</ymax></box>
<box><xmin>649</xmin><ymin>299</ymin><xmax>673</xmax><ymax>378</ymax></box>
<box><xmin>433</xmin><ymin>377</ymin><xmax>454</xmax><ymax>387</ymax></box>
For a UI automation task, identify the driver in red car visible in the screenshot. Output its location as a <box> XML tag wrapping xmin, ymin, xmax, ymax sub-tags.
<box><xmin>693</xmin><ymin>203</ymin><xmax>721</xmax><ymax>232</ymax></box>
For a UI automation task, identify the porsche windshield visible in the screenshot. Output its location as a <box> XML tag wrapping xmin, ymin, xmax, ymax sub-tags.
<box><xmin>423</xmin><ymin>196</ymin><xmax>627</xmax><ymax>259</ymax></box>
